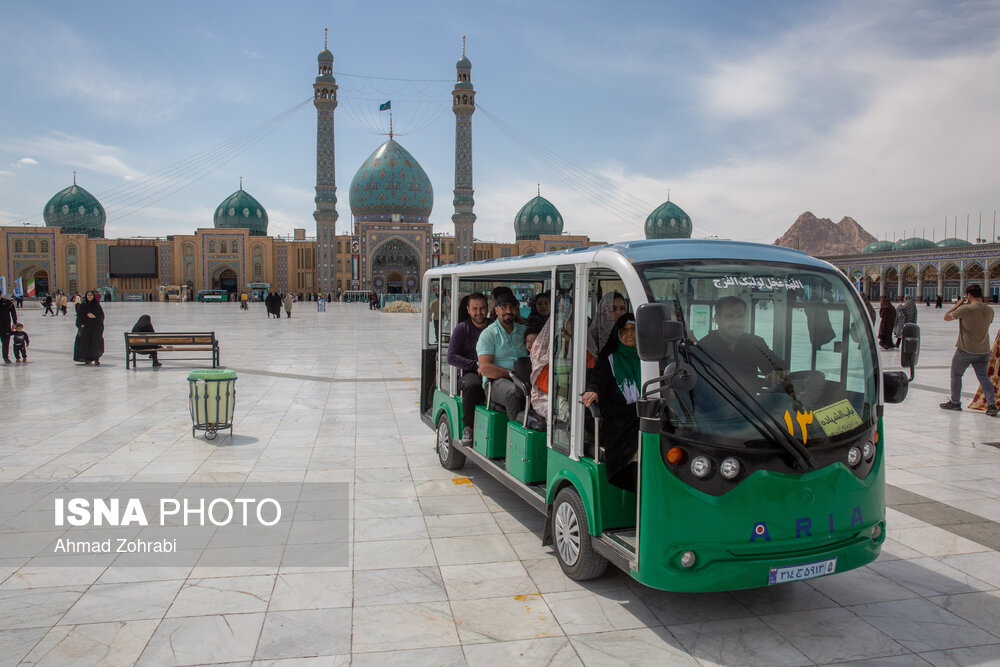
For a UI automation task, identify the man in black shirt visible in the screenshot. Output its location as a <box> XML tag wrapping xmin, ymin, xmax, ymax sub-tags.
<box><xmin>698</xmin><ymin>296</ymin><xmax>786</xmax><ymax>389</ymax></box>
<box><xmin>0</xmin><ymin>295</ymin><xmax>16</xmax><ymax>363</ymax></box>
<box><xmin>447</xmin><ymin>293</ymin><xmax>489</xmax><ymax>444</ymax></box>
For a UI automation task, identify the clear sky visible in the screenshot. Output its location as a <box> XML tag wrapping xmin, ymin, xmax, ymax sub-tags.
<box><xmin>2</xmin><ymin>0</ymin><xmax>1000</xmax><ymax>246</ymax></box>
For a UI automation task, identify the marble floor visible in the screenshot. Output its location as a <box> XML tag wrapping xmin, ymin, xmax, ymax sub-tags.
<box><xmin>1</xmin><ymin>299</ymin><xmax>999</xmax><ymax>666</ymax></box>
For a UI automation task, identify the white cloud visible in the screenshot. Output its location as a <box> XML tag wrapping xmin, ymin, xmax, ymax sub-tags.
<box><xmin>0</xmin><ymin>133</ymin><xmax>139</xmax><ymax>181</ymax></box>
<box><xmin>16</xmin><ymin>157</ymin><xmax>38</xmax><ymax>167</ymax></box>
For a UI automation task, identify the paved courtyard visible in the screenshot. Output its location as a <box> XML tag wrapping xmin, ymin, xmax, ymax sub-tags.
<box><xmin>1</xmin><ymin>299</ymin><xmax>999</xmax><ymax>666</ymax></box>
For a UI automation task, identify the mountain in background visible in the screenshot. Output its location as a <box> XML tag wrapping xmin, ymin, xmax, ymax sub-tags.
<box><xmin>774</xmin><ymin>212</ymin><xmax>877</xmax><ymax>256</ymax></box>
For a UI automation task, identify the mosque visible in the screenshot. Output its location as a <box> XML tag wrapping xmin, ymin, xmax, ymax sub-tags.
<box><xmin>0</xmin><ymin>38</ymin><xmax>694</xmax><ymax>301</ymax></box>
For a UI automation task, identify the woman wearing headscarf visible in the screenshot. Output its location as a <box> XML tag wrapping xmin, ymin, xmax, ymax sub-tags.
<box><xmin>527</xmin><ymin>291</ymin><xmax>550</xmax><ymax>329</ymax></box>
<box><xmin>130</xmin><ymin>314</ymin><xmax>162</xmax><ymax>367</ymax></box>
<box><xmin>969</xmin><ymin>327</ymin><xmax>1000</xmax><ymax>414</ymax></box>
<box><xmin>529</xmin><ymin>312</ymin><xmax>596</xmax><ymax>422</ymax></box>
<box><xmin>581</xmin><ymin>313</ymin><xmax>640</xmax><ymax>491</ymax></box>
<box><xmin>73</xmin><ymin>290</ymin><xmax>105</xmax><ymax>365</ymax></box>
<box><xmin>893</xmin><ymin>295</ymin><xmax>917</xmax><ymax>348</ymax></box>
<box><xmin>587</xmin><ymin>292</ymin><xmax>628</xmax><ymax>358</ymax></box>
<box><xmin>877</xmin><ymin>296</ymin><xmax>896</xmax><ymax>350</ymax></box>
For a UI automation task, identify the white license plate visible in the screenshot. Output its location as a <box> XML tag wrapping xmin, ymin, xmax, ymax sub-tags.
<box><xmin>768</xmin><ymin>557</ymin><xmax>836</xmax><ymax>585</ymax></box>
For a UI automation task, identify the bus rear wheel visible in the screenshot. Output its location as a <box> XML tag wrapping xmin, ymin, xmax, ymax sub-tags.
<box><xmin>552</xmin><ymin>486</ymin><xmax>608</xmax><ymax>581</ymax></box>
<box><xmin>437</xmin><ymin>415</ymin><xmax>466</xmax><ymax>470</ymax></box>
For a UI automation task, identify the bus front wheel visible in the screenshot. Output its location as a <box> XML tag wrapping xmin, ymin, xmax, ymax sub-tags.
<box><xmin>436</xmin><ymin>415</ymin><xmax>466</xmax><ymax>470</ymax></box>
<box><xmin>552</xmin><ymin>486</ymin><xmax>608</xmax><ymax>581</ymax></box>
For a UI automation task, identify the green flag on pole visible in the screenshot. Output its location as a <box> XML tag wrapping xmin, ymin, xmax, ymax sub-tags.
<box><xmin>379</xmin><ymin>101</ymin><xmax>391</xmax><ymax>111</ymax></box>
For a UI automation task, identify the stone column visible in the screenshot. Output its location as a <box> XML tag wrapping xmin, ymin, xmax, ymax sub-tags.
<box><xmin>916</xmin><ymin>276</ymin><xmax>923</xmax><ymax>300</ymax></box>
<box><xmin>937</xmin><ymin>272</ymin><xmax>944</xmax><ymax>297</ymax></box>
<box><xmin>959</xmin><ymin>265</ymin><xmax>966</xmax><ymax>295</ymax></box>
<box><xmin>897</xmin><ymin>272</ymin><xmax>904</xmax><ymax>299</ymax></box>
<box><xmin>879</xmin><ymin>273</ymin><xmax>886</xmax><ymax>298</ymax></box>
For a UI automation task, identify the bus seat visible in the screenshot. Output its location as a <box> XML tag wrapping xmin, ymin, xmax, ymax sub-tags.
<box><xmin>511</xmin><ymin>357</ymin><xmax>546</xmax><ymax>431</ymax></box>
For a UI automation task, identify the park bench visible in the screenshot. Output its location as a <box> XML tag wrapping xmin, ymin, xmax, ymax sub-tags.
<box><xmin>124</xmin><ymin>332</ymin><xmax>220</xmax><ymax>369</ymax></box>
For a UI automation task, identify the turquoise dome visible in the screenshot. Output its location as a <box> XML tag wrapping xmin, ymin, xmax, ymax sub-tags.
<box><xmin>457</xmin><ymin>54</ymin><xmax>471</xmax><ymax>69</ymax></box>
<box><xmin>44</xmin><ymin>183</ymin><xmax>106</xmax><ymax>238</ymax></box>
<box><xmin>214</xmin><ymin>188</ymin><xmax>268</xmax><ymax>236</ymax></box>
<box><xmin>318</xmin><ymin>48</ymin><xmax>333</xmax><ymax>62</ymax></box>
<box><xmin>349</xmin><ymin>139</ymin><xmax>433</xmax><ymax>220</ymax></box>
<box><xmin>645</xmin><ymin>200</ymin><xmax>692</xmax><ymax>240</ymax></box>
<box><xmin>937</xmin><ymin>237</ymin><xmax>972</xmax><ymax>248</ymax></box>
<box><xmin>514</xmin><ymin>195</ymin><xmax>563</xmax><ymax>241</ymax></box>
<box><xmin>862</xmin><ymin>241</ymin><xmax>897</xmax><ymax>253</ymax></box>
<box><xmin>894</xmin><ymin>237</ymin><xmax>936</xmax><ymax>251</ymax></box>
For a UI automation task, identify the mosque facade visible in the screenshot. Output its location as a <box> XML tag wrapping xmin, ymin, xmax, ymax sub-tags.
<box><xmin>1</xmin><ymin>37</ymin><xmax>702</xmax><ymax>301</ymax></box>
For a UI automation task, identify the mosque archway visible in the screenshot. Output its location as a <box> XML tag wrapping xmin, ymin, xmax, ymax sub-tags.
<box><xmin>17</xmin><ymin>265</ymin><xmax>50</xmax><ymax>297</ymax></box>
<box><xmin>212</xmin><ymin>266</ymin><xmax>239</xmax><ymax>294</ymax></box>
<box><xmin>370</xmin><ymin>238</ymin><xmax>421</xmax><ymax>293</ymax></box>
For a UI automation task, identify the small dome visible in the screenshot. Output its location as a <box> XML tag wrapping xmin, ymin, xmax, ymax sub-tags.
<box><xmin>457</xmin><ymin>54</ymin><xmax>471</xmax><ymax>69</ymax></box>
<box><xmin>514</xmin><ymin>195</ymin><xmax>563</xmax><ymax>241</ymax></box>
<box><xmin>937</xmin><ymin>237</ymin><xmax>973</xmax><ymax>248</ymax></box>
<box><xmin>318</xmin><ymin>48</ymin><xmax>333</xmax><ymax>62</ymax></box>
<box><xmin>214</xmin><ymin>188</ymin><xmax>268</xmax><ymax>236</ymax></box>
<box><xmin>862</xmin><ymin>241</ymin><xmax>897</xmax><ymax>253</ymax></box>
<box><xmin>894</xmin><ymin>237</ymin><xmax>936</xmax><ymax>251</ymax></box>
<box><xmin>349</xmin><ymin>139</ymin><xmax>433</xmax><ymax>220</ymax></box>
<box><xmin>44</xmin><ymin>183</ymin><xmax>106</xmax><ymax>238</ymax></box>
<box><xmin>645</xmin><ymin>200</ymin><xmax>692</xmax><ymax>240</ymax></box>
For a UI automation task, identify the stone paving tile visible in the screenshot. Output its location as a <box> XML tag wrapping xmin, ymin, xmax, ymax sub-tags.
<box><xmin>2</xmin><ymin>303</ymin><xmax>1000</xmax><ymax>664</ymax></box>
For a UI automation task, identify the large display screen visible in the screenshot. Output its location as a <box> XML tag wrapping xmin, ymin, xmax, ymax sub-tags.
<box><xmin>109</xmin><ymin>246</ymin><xmax>158</xmax><ymax>278</ymax></box>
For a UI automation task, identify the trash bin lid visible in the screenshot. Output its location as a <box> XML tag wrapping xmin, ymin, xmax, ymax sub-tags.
<box><xmin>188</xmin><ymin>369</ymin><xmax>237</xmax><ymax>380</ymax></box>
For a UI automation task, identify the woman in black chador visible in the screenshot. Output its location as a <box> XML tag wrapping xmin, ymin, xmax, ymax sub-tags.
<box><xmin>74</xmin><ymin>290</ymin><xmax>105</xmax><ymax>365</ymax></box>
<box><xmin>130</xmin><ymin>314</ymin><xmax>162</xmax><ymax>367</ymax></box>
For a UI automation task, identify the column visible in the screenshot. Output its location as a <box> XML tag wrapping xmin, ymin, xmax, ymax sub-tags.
<box><xmin>937</xmin><ymin>272</ymin><xmax>944</xmax><ymax>297</ymax></box>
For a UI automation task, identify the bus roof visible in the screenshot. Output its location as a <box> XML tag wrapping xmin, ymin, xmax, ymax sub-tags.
<box><xmin>427</xmin><ymin>239</ymin><xmax>831</xmax><ymax>276</ymax></box>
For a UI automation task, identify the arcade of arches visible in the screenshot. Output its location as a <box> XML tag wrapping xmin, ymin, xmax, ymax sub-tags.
<box><xmin>837</xmin><ymin>258</ymin><xmax>1000</xmax><ymax>302</ymax></box>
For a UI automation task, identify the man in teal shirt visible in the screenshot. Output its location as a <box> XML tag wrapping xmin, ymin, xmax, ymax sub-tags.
<box><xmin>477</xmin><ymin>291</ymin><xmax>528</xmax><ymax>420</ymax></box>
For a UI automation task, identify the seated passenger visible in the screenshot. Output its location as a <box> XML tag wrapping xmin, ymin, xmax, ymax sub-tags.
<box><xmin>587</xmin><ymin>292</ymin><xmax>628</xmax><ymax>357</ymax></box>
<box><xmin>527</xmin><ymin>291</ymin><xmax>550</xmax><ymax>329</ymax></box>
<box><xmin>476</xmin><ymin>291</ymin><xmax>527</xmax><ymax>421</ymax></box>
<box><xmin>531</xmin><ymin>317</ymin><xmax>596</xmax><ymax>422</ymax></box>
<box><xmin>447</xmin><ymin>292</ymin><xmax>489</xmax><ymax>444</ymax></box>
<box><xmin>697</xmin><ymin>296</ymin><xmax>786</xmax><ymax>389</ymax></box>
<box><xmin>581</xmin><ymin>314</ymin><xmax>640</xmax><ymax>492</ymax></box>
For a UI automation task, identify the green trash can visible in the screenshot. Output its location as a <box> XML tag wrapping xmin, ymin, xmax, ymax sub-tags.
<box><xmin>188</xmin><ymin>369</ymin><xmax>237</xmax><ymax>440</ymax></box>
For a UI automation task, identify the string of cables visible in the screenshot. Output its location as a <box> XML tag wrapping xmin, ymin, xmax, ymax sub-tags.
<box><xmin>11</xmin><ymin>97</ymin><xmax>312</xmax><ymax>225</ymax></box>
<box><xmin>477</xmin><ymin>103</ymin><xmax>722</xmax><ymax>238</ymax></box>
<box><xmin>333</xmin><ymin>71</ymin><xmax>452</xmax><ymax>137</ymax></box>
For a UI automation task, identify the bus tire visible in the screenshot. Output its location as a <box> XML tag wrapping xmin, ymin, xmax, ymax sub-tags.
<box><xmin>436</xmin><ymin>415</ymin><xmax>466</xmax><ymax>470</ymax></box>
<box><xmin>552</xmin><ymin>486</ymin><xmax>608</xmax><ymax>581</ymax></box>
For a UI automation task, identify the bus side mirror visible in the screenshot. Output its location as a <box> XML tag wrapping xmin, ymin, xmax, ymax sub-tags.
<box><xmin>899</xmin><ymin>323</ymin><xmax>920</xmax><ymax>379</ymax></box>
<box><xmin>636</xmin><ymin>303</ymin><xmax>684</xmax><ymax>361</ymax></box>
<box><xmin>883</xmin><ymin>371</ymin><xmax>909</xmax><ymax>403</ymax></box>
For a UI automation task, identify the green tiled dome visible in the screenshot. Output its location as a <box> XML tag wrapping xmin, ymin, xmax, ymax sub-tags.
<box><xmin>214</xmin><ymin>188</ymin><xmax>268</xmax><ymax>236</ymax></box>
<box><xmin>645</xmin><ymin>200</ymin><xmax>692</xmax><ymax>239</ymax></box>
<box><xmin>514</xmin><ymin>195</ymin><xmax>563</xmax><ymax>240</ymax></box>
<box><xmin>894</xmin><ymin>237</ymin><xmax>936</xmax><ymax>251</ymax></box>
<box><xmin>44</xmin><ymin>183</ymin><xmax>106</xmax><ymax>238</ymax></box>
<box><xmin>862</xmin><ymin>241</ymin><xmax>897</xmax><ymax>253</ymax></box>
<box><xmin>937</xmin><ymin>237</ymin><xmax>973</xmax><ymax>248</ymax></box>
<box><xmin>349</xmin><ymin>139</ymin><xmax>434</xmax><ymax>220</ymax></box>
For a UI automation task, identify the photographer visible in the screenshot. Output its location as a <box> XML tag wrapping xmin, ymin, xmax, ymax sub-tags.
<box><xmin>940</xmin><ymin>284</ymin><xmax>997</xmax><ymax>417</ymax></box>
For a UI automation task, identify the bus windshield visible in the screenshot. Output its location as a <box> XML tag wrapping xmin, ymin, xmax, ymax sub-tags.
<box><xmin>638</xmin><ymin>261</ymin><xmax>878</xmax><ymax>451</ymax></box>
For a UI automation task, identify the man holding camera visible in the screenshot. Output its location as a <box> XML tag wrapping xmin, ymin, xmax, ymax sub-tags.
<box><xmin>941</xmin><ymin>284</ymin><xmax>997</xmax><ymax>416</ymax></box>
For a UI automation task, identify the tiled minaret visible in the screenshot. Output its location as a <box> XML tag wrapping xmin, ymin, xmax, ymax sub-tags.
<box><xmin>313</xmin><ymin>29</ymin><xmax>339</xmax><ymax>293</ymax></box>
<box><xmin>451</xmin><ymin>37</ymin><xmax>476</xmax><ymax>263</ymax></box>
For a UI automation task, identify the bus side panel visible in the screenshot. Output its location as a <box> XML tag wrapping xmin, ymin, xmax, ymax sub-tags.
<box><xmin>431</xmin><ymin>389</ymin><xmax>463</xmax><ymax>441</ymax></box>
<box><xmin>545</xmin><ymin>450</ymin><xmax>637</xmax><ymax>535</ymax></box>
<box><xmin>632</xmin><ymin>428</ymin><xmax>885</xmax><ymax>593</ymax></box>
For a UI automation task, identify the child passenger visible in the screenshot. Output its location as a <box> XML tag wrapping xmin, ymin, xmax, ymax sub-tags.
<box><xmin>524</xmin><ymin>327</ymin><xmax>541</xmax><ymax>357</ymax></box>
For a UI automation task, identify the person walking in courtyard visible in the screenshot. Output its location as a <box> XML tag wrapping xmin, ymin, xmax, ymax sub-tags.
<box><xmin>893</xmin><ymin>295</ymin><xmax>917</xmax><ymax>348</ymax></box>
<box><xmin>240</xmin><ymin>291</ymin><xmax>249</xmax><ymax>310</ymax></box>
<box><xmin>0</xmin><ymin>293</ymin><xmax>16</xmax><ymax>363</ymax></box>
<box><xmin>940</xmin><ymin>284</ymin><xmax>996</xmax><ymax>416</ymax></box>
<box><xmin>283</xmin><ymin>292</ymin><xmax>293</xmax><ymax>318</ymax></box>
<box><xmin>42</xmin><ymin>294</ymin><xmax>55</xmax><ymax>316</ymax></box>
<box><xmin>877</xmin><ymin>296</ymin><xmax>896</xmax><ymax>350</ymax></box>
<box><xmin>59</xmin><ymin>292</ymin><xmax>68</xmax><ymax>315</ymax></box>
<box><xmin>969</xmin><ymin>316</ymin><xmax>1000</xmax><ymax>414</ymax></box>
<box><xmin>935</xmin><ymin>294</ymin><xmax>943</xmax><ymax>309</ymax></box>
<box><xmin>12</xmin><ymin>323</ymin><xmax>29</xmax><ymax>362</ymax></box>
<box><xmin>73</xmin><ymin>290</ymin><xmax>105</xmax><ymax>365</ymax></box>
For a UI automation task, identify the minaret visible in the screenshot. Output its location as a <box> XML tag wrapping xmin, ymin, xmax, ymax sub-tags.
<box><xmin>451</xmin><ymin>37</ymin><xmax>476</xmax><ymax>263</ymax></box>
<box><xmin>313</xmin><ymin>29</ymin><xmax>339</xmax><ymax>293</ymax></box>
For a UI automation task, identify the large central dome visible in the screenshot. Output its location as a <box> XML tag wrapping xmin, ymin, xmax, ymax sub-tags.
<box><xmin>214</xmin><ymin>188</ymin><xmax>268</xmax><ymax>236</ymax></box>
<box><xmin>44</xmin><ymin>183</ymin><xmax>106</xmax><ymax>238</ymax></box>
<box><xmin>349</xmin><ymin>139</ymin><xmax>433</xmax><ymax>221</ymax></box>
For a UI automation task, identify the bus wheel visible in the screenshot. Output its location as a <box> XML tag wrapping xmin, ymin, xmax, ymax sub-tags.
<box><xmin>552</xmin><ymin>486</ymin><xmax>608</xmax><ymax>580</ymax></box>
<box><xmin>437</xmin><ymin>415</ymin><xmax>466</xmax><ymax>470</ymax></box>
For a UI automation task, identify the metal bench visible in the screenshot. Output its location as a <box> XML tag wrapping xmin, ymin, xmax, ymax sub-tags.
<box><xmin>124</xmin><ymin>332</ymin><xmax>220</xmax><ymax>369</ymax></box>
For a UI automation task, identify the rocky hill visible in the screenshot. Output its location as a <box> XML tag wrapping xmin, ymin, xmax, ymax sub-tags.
<box><xmin>774</xmin><ymin>212</ymin><xmax>877</xmax><ymax>256</ymax></box>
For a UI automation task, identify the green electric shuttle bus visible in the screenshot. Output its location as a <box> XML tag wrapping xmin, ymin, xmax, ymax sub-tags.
<box><xmin>420</xmin><ymin>240</ymin><xmax>920</xmax><ymax>592</ymax></box>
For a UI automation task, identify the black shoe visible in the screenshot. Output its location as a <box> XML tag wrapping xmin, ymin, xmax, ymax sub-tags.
<box><xmin>987</xmin><ymin>406</ymin><xmax>998</xmax><ymax>417</ymax></box>
<box><xmin>152</xmin><ymin>361</ymin><xmax>162</xmax><ymax>367</ymax></box>
<box><xmin>939</xmin><ymin>401</ymin><xmax>962</xmax><ymax>411</ymax></box>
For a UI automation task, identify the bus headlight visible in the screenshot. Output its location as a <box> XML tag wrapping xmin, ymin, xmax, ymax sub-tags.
<box><xmin>862</xmin><ymin>441</ymin><xmax>875</xmax><ymax>461</ymax></box>
<box><xmin>720</xmin><ymin>457</ymin><xmax>741</xmax><ymax>480</ymax></box>
<box><xmin>680</xmin><ymin>551</ymin><xmax>697</xmax><ymax>568</ymax></box>
<box><xmin>690</xmin><ymin>456</ymin><xmax>712</xmax><ymax>478</ymax></box>
<box><xmin>847</xmin><ymin>446</ymin><xmax>862</xmax><ymax>468</ymax></box>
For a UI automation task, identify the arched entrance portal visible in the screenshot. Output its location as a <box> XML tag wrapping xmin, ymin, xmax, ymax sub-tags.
<box><xmin>370</xmin><ymin>239</ymin><xmax>420</xmax><ymax>294</ymax></box>
<box><xmin>18</xmin><ymin>266</ymin><xmax>49</xmax><ymax>297</ymax></box>
<box><xmin>212</xmin><ymin>266</ymin><xmax>238</xmax><ymax>294</ymax></box>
